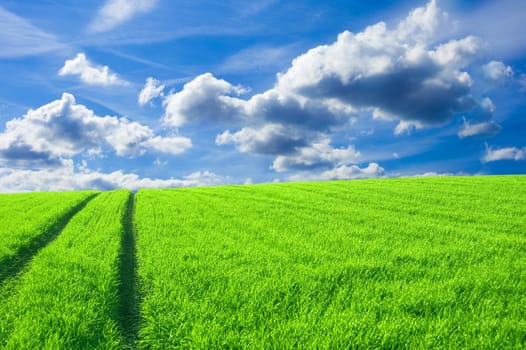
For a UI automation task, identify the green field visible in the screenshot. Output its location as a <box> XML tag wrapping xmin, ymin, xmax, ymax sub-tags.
<box><xmin>0</xmin><ymin>176</ymin><xmax>525</xmax><ymax>348</ymax></box>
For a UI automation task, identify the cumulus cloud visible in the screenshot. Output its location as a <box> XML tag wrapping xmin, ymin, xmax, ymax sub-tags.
<box><xmin>0</xmin><ymin>93</ymin><xmax>191</xmax><ymax>166</ymax></box>
<box><xmin>482</xmin><ymin>144</ymin><xmax>526</xmax><ymax>163</ymax></box>
<box><xmin>278</xmin><ymin>20</ymin><xmax>479</xmax><ymax>127</ymax></box>
<box><xmin>288</xmin><ymin>163</ymin><xmax>384</xmax><ymax>181</ymax></box>
<box><xmin>59</xmin><ymin>53</ymin><xmax>128</xmax><ymax>86</ymax></box>
<box><xmin>0</xmin><ymin>161</ymin><xmax>224</xmax><ymax>192</ymax></box>
<box><xmin>482</xmin><ymin>61</ymin><xmax>513</xmax><ymax>80</ymax></box>
<box><xmin>160</xmin><ymin>0</ymin><xmax>508</xmax><ymax>178</ymax></box>
<box><xmin>168</xmin><ymin>1</ymin><xmax>481</xmax><ymax>133</ymax></box>
<box><xmin>89</xmin><ymin>0</ymin><xmax>158</xmax><ymax>33</ymax></box>
<box><xmin>163</xmin><ymin>73</ymin><xmax>247</xmax><ymax>127</ymax></box>
<box><xmin>166</xmin><ymin>0</ymin><xmax>485</xmax><ymax>134</ymax></box>
<box><xmin>458</xmin><ymin>119</ymin><xmax>501</xmax><ymax>138</ymax></box>
<box><xmin>138</xmin><ymin>77</ymin><xmax>165</xmax><ymax>106</ymax></box>
<box><xmin>161</xmin><ymin>0</ymin><xmax>495</xmax><ymax>178</ymax></box>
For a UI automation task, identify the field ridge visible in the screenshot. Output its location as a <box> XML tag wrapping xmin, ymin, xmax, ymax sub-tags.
<box><xmin>0</xmin><ymin>192</ymin><xmax>98</xmax><ymax>286</ymax></box>
<box><xmin>118</xmin><ymin>191</ymin><xmax>141</xmax><ymax>348</ymax></box>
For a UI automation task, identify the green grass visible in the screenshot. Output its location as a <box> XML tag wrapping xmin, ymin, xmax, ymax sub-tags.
<box><xmin>0</xmin><ymin>190</ymin><xmax>130</xmax><ymax>349</ymax></box>
<box><xmin>0</xmin><ymin>176</ymin><xmax>524</xmax><ymax>348</ymax></box>
<box><xmin>134</xmin><ymin>176</ymin><xmax>526</xmax><ymax>349</ymax></box>
<box><xmin>0</xmin><ymin>191</ymin><xmax>97</xmax><ymax>280</ymax></box>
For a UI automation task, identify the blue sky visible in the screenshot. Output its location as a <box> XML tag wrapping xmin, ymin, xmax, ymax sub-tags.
<box><xmin>0</xmin><ymin>0</ymin><xmax>525</xmax><ymax>191</ymax></box>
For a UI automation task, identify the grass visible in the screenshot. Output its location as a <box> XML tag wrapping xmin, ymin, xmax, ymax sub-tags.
<box><xmin>0</xmin><ymin>191</ymin><xmax>97</xmax><ymax>282</ymax></box>
<box><xmin>0</xmin><ymin>190</ymin><xmax>131</xmax><ymax>349</ymax></box>
<box><xmin>0</xmin><ymin>176</ymin><xmax>524</xmax><ymax>348</ymax></box>
<box><xmin>134</xmin><ymin>175</ymin><xmax>526</xmax><ymax>349</ymax></box>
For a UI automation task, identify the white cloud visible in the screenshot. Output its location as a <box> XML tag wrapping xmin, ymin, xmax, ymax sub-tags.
<box><xmin>161</xmin><ymin>1</ymin><xmax>504</xmax><ymax>177</ymax></box>
<box><xmin>272</xmin><ymin>139</ymin><xmax>361</xmax><ymax>172</ymax></box>
<box><xmin>138</xmin><ymin>77</ymin><xmax>165</xmax><ymax>105</ymax></box>
<box><xmin>166</xmin><ymin>0</ymin><xmax>484</xmax><ymax>134</ymax></box>
<box><xmin>0</xmin><ymin>161</ymin><xmax>224</xmax><ymax>192</ymax></box>
<box><xmin>394</xmin><ymin>120</ymin><xmax>423</xmax><ymax>135</ymax></box>
<box><xmin>288</xmin><ymin>163</ymin><xmax>384</xmax><ymax>181</ymax></box>
<box><xmin>458</xmin><ymin>97</ymin><xmax>501</xmax><ymax>138</ymax></box>
<box><xmin>458</xmin><ymin>119</ymin><xmax>501</xmax><ymax>138</ymax></box>
<box><xmin>0</xmin><ymin>93</ymin><xmax>191</xmax><ymax>166</ymax></box>
<box><xmin>163</xmin><ymin>73</ymin><xmax>246</xmax><ymax>127</ymax></box>
<box><xmin>414</xmin><ymin>172</ymin><xmax>454</xmax><ymax>177</ymax></box>
<box><xmin>482</xmin><ymin>144</ymin><xmax>526</xmax><ymax>163</ymax></box>
<box><xmin>59</xmin><ymin>53</ymin><xmax>128</xmax><ymax>86</ymax></box>
<box><xmin>143</xmin><ymin>136</ymin><xmax>192</xmax><ymax>154</ymax></box>
<box><xmin>89</xmin><ymin>0</ymin><xmax>158</xmax><ymax>33</ymax></box>
<box><xmin>482</xmin><ymin>61</ymin><xmax>513</xmax><ymax>80</ymax></box>
<box><xmin>276</xmin><ymin>0</ymin><xmax>479</xmax><ymax>127</ymax></box>
<box><xmin>479</xmin><ymin>97</ymin><xmax>495</xmax><ymax>117</ymax></box>
<box><xmin>0</xmin><ymin>6</ymin><xmax>65</xmax><ymax>58</ymax></box>
<box><xmin>166</xmin><ymin>0</ymin><xmax>488</xmax><ymax>164</ymax></box>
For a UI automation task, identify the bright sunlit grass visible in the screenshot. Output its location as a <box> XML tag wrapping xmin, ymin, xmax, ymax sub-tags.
<box><xmin>135</xmin><ymin>176</ymin><xmax>526</xmax><ymax>348</ymax></box>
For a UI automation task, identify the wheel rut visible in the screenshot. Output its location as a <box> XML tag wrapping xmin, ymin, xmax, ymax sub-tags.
<box><xmin>0</xmin><ymin>193</ymin><xmax>98</xmax><ymax>286</ymax></box>
<box><xmin>118</xmin><ymin>191</ymin><xmax>141</xmax><ymax>349</ymax></box>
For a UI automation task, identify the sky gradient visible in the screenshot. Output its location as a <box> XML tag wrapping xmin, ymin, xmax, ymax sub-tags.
<box><xmin>0</xmin><ymin>0</ymin><xmax>525</xmax><ymax>192</ymax></box>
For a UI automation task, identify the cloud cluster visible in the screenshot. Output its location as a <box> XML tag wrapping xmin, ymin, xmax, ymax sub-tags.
<box><xmin>59</xmin><ymin>53</ymin><xmax>128</xmax><ymax>86</ymax></box>
<box><xmin>483</xmin><ymin>144</ymin><xmax>525</xmax><ymax>163</ymax></box>
<box><xmin>161</xmin><ymin>0</ymin><xmax>493</xmax><ymax>176</ymax></box>
<box><xmin>165</xmin><ymin>1</ymin><xmax>482</xmax><ymax>130</ymax></box>
<box><xmin>0</xmin><ymin>161</ymin><xmax>224</xmax><ymax>192</ymax></box>
<box><xmin>0</xmin><ymin>93</ymin><xmax>191</xmax><ymax>166</ymax></box>
<box><xmin>89</xmin><ymin>0</ymin><xmax>158</xmax><ymax>33</ymax></box>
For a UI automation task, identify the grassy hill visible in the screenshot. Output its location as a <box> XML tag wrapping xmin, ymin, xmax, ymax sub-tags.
<box><xmin>0</xmin><ymin>175</ymin><xmax>525</xmax><ymax>348</ymax></box>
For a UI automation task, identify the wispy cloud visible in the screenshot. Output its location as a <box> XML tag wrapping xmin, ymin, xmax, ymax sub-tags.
<box><xmin>458</xmin><ymin>119</ymin><xmax>501</xmax><ymax>138</ymax></box>
<box><xmin>483</xmin><ymin>144</ymin><xmax>525</xmax><ymax>163</ymax></box>
<box><xmin>88</xmin><ymin>0</ymin><xmax>158</xmax><ymax>33</ymax></box>
<box><xmin>0</xmin><ymin>6</ymin><xmax>65</xmax><ymax>58</ymax></box>
<box><xmin>59</xmin><ymin>53</ymin><xmax>129</xmax><ymax>86</ymax></box>
<box><xmin>219</xmin><ymin>44</ymin><xmax>298</xmax><ymax>74</ymax></box>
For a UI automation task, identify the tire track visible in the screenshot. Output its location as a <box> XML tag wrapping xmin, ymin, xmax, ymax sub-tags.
<box><xmin>0</xmin><ymin>193</ymin><xmax>99</xmax><ymax>286</ymax></box>
<box><xmin>119</xmin><ymin>191</ymin><xmax>140</xmax><ymax>349</ymax></box>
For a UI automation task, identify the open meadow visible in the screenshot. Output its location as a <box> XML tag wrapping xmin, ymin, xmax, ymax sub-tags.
<box><xmin>0</xmin><ymin>176</ymin><xmax>524</xmax><ymax>348</ymax></box>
